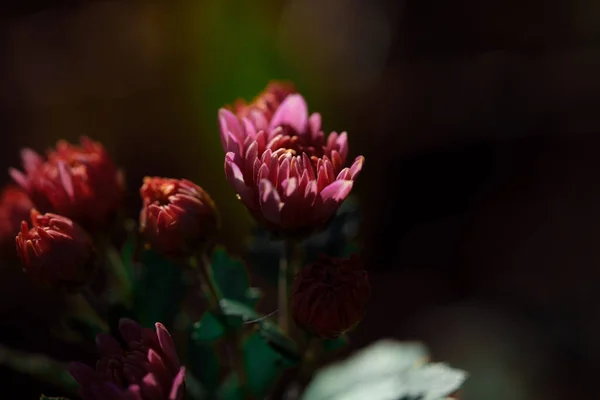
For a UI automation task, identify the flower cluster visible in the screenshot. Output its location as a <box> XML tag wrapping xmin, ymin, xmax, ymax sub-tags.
<box><xmin>69</xmin><ymin>319</ymin><xmax>185</xmax><ymax>400</ymax></box>
<box><xmin>7</xmin><ymin>80</ymin><xmax>372</xmax><ymax>399</ymax></box>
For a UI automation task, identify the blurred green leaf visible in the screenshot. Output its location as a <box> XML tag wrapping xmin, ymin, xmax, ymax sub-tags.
<box><xmin>211</xmin><ymin>248</ymin><xmax>255</xmax><ymax>307</ymax></box>
<box><xmin>0</xmin><ymin>344</ymin><xmax>78</xmax><ymax>393</ymax></box>
<box><xmin>301</xmin><ymin>340</ymin><xmax>467</xmax><ymax>400</ymax></box>
<box><xmin>188</xmin><ymin>333</ymin><xmax>221</xmax><ymax>394</ymax></box>
<box><xmin>243</xmin><ymin>331</ymin><xmax>290</xmax><ymax>397</ymax></box>
<box><xmin>192</xmin><ymin>312</ymin><xmax>226</xmax><ymax>342</ymax></box>
<box><xmin>322</xmin><ymin>335</ymin><xmax>349</xmax><ymax>354</ymax></box>
<box><xmin>244</xmin><ymin>287</ymin><xmax>263</xmax><ymax>308</ymax></box>
<box><xmin>258</xmin><ymin>320</ymin><xmax>300</xmax><ymax>365</ymax></box>
<box><xmin>217</xmin><ymin>373</ymin><xmax>245</xmax><ymax>400</ymax></box>
<box><xmin>133</xmin><ymin>248</ymin><xmax>187</xmax><ymax>329</ymax></box>
<box><xmin>219</xmin><ymin>298</ymin><xmax>259</xmax><ymax>325</ymax></box>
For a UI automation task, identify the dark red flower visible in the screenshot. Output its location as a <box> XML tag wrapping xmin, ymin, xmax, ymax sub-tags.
<box><xmin>0</xmin><ymin>185</ymin><xmax>33</xmax><ymax>250</ymax></box>
<box><xmin>219</xmin><ymin>84</ymin><xmax>364</xmax><ymax>237</ymax></box>
<box><xmin>292</xmin><ymin>254</ymin><xmax>370</xmax><ymax>339</ymax></box>
<box><xmin>15</xmin><ymin>209</ymin><xmax>95</xmax><ymax>290</ymax></box>
<box><xmin>9</xmin><ymin>136</ymin><xmax>125</xmax><ymax>228</ymax></box>
<box><xmin>139</xmin><ymin>177</ymin><xmax>219</xmax><ymax>257</ymax></box>
<box><xmin>69</xmin><ymin>318</ymin><xmax>186</xmax><ymax>400</ymax></box>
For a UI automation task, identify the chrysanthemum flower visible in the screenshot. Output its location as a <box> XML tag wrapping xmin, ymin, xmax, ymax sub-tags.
<box><xmin>139</xmin><ymin>177</ymin><xmax>219</xmax><ymax>257</ymax></box>
<box><xmin>68</xmin><ymin>318</ymin><xmax>186</xmax><ymax>400</ymax></box>
<box><xmin>291</xmin><ymin>254</ymin><xmax>370</xmax><ymax>339</ymax></box>
<box><xmin>15</xmin><ymin>209</ymin><xmax>95</xmax><ymax>290</ymax></box>
<box><xmin>9</xmin><ymin>136</ymin><xmax>125</xmax><ymax>228</ymax></box>
<box><xmin>219</xmin><ymin>84</ymin><xmax>364</xmax><ymax>237</ymax></box>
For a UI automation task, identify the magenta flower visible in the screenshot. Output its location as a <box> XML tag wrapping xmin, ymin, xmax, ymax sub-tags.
<box><xmin>68</xmin><ymin>318</ymin><xmax>186</xmax><ymax>400</ymax></box>
<box><xmin>9</xmin><ymin>136</ymin><xmax>125</xmax><ymax>229</ymax></box>
<box><xmin>219</xmin><ymin>86</ymin><xmax>364</xmax><ymax>236</ymax></box>
<box><xmin>0</xmin><ymin>185</ymin><xmax>33</xmax><ymax>251</ymax></box>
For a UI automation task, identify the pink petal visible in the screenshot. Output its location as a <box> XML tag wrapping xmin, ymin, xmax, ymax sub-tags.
<box><xmin>168</xmin><ymin>367</ymin><xmax>186</xmax><ymax>400</ymax></box>
<box><xmin>96</xmin><ymin>333</ymin><xmax>123</xmax><ymax>357</ymax></box>
<box><xmin>155</xmin><ymin>323</ymin><xmax>180</xmax><ymax>373</ymax></box>
<box><xmin>218</xmin><ymin>108</ymin><xmax>244</xmax><ymax>145</ymax></box>
<box><xmin>259</xmin><ymin>179</ymin><xmax>283</xmax><ymax>224</ymax></box>
<box><xmin>21</xmin><ymin>148</ymin><xmax>43</xmax><ymax>173</ymax></box>
<box><xmin>9</xmin><ymin>168</ymin><xmax>30</xmax><ymax>190</ymax></box>
<box><xmin>225</xmin><ymin>153</ymin><xmax>254</xmax><ymax>204</ymax></box>
<box><xmin>319</xmin><ymin>180</ymin><xmax>354</xmax><ymax>204</ymax></box>
<box><xmin>268</xmin><ymin>94</ymin><xmax>308</xmax><ymax>134</ymax></box>
<box><xmin>336</xmin><ymin>132</ymin><xmax>349</xmax><ymax>162</ymax></box>
<box><xmin>57</xmin><ymin>161</ymin><xmax>75</xmax><ymax>199</ymax></box>
<box><xmin>349</xmin><ymin>156</ymin><xmax>365</xmax><ymax>179</ymax></box>
<box><xmin>308</xmin><ymin>113</ymin><xmax>322</xmax><ymax>140</ymax></box>
<box><xmin>140</xmin><ymin>373</ymin><xmax>165</xmax><ymax>399</ymax></box>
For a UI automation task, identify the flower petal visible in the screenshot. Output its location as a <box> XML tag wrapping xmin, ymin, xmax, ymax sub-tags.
<box><xmin>268</xmin><ymin>94</ymin><xmax>308</xmax><ymax>134</ymax></box>
<box><xmin>95</xmin><ymin>333</ymin><xmax>123</xmax><ymax>357</ymax></box>
<box><xmin>119</xmin><ymin>318</ymin><xmax>143</xmax><ymax>343</ymax></box>
<box><xmin>155</xmin><ymin>322</ymin><xmax>180</xmax><ymax>374</ymax></box>
<box><xmin>168</xmin><ymin>367</ymin><xmax>186</xmax><ymax>400</ymax></box>
<box><xmin>259</xmin><ymin>179</ymin><xmax>283</xmax><ymax>224</ymax></box>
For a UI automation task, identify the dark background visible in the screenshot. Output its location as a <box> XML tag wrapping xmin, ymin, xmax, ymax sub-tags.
<box><xmin>2</xmin><ymin>0</ymin><xmax>600</xmax><ymax>398</ymax></box>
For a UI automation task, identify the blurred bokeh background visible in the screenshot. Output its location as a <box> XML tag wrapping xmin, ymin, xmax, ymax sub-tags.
<box><xmin>2</xmin><ymin>0</ymin><xmax>600</xmax><ymax>398</ymax></box>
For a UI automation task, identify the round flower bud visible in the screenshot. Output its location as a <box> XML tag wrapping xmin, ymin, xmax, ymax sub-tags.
<box><xmin>139</xmin><ymin>177</ymin><xmax>219</xmax><ymax>257</ymax></box>
<box><xmin>15</xmin><ymin>209</ymin><xmax>95</xmax><ymax>290</ymax></box>
<box><xmin>291</xmin><ymin>254</ymin><xmax>370</xmax><ymax>339</ymax></box>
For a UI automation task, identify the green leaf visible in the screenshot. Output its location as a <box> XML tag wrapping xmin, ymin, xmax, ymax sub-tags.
<box><xmin>218</xmin><ymin>299</ymin><xmax>300</xmax><ymax>362</ymax></box>
<box><xmin>218</xmin><ymin>373</ymin><xmax>245</xmax><ymax>400</ymax></box>
<box><xmin>188</xmin><ymin>336</ymin><xmax>221</xmax><ymax>394</ymax></box>
<box><xmin>133</xmin><ymin>248</ymin><xmax>187</xmax><ymax>328</ymax></box>
<box><xmin>192</xmin><ymin>312</ymin><xmax>226</xmax><ymax>342</ymax></box>
<box><xmin>243</xmin><ymin>331</ymin><xmax>290</xmax><ymax>397</ymax></box>
<box><xmin>0</xmin><ymin>344</ymin><xmax>78</xmax><ymax>393</ymax></box>
<box><xmin>301</xmin><ymin>340</ymin><xmax>467</xmax><ymax>400</ymax></box>
<box><xmin>259</xmin><ymin>320</ymin><xmax>300</xmax><ymax>365</ymax></box>
<box><xmin>322</xmin><ymin>335</ymin><xmax>349</xmax><ymax>354</ymax></box>
<box><xmin>211</xmin><ymin>248</ymin><xmax>254</xmax><ymax>307</ymax></box>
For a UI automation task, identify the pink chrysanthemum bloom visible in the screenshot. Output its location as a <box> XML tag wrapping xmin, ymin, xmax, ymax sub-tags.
<box><xmin>139</xmin><ymin>177</ymin><xmax>219</xmax><ymax>257</ymax></box>
<box><xmin>15</xmin><ymin>209</ymin><xmax>95</xmax><ymax>290</ymax></box>
<box><xmin>9</xmin><ymin>136</ymin><xmax>125</xmax><ymax>228</ymax></box>
<box><xmin>69</xmin><ymin>319</ymin><xmax>186</xmax><ymax>400</ymax></box>
<box><xmin>0</xmin><ymin>185</ymin><xmax>33</xmax><ymax>250</ymax></box>
<box><xmin>291</xmin><ymin>254</ymin><xmax>370</xmax><ymax>339</ymax></box>
<box><xmin>219</xmin><ymin>84</ymin><xmax>364</xmax><ymax>237</ymax></box>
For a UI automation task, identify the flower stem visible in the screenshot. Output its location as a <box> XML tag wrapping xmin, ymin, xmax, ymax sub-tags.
<box><xmin>278</xmin><ymin>239</ymin><xmax>296</xmax><ymax>335</ymax></box>
<box><xmin>193</xmin><ymin>251</ymin><xmax>247</xmax><ymax>387</ymax></box>
<box><xmin>69</xmin><ymin>292</ymin><xmax>109</xmax><ymax>333</ymax></box>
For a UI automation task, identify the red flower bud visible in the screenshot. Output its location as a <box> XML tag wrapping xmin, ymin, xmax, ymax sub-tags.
<box><xmin>15</xmin><ymin>209</ymin><xmax>95</xmax><ymax>290</ymax></box>
<box><xmin>140</xmin><ymin>177</ymin><xmax>219</xmax><ymax>257</ymax></box>
<box><xmin>292</xmin><ymin>254</ymin><xmax>370</xmax><ymax>339</ymax></box>
<box><xmin>0</xmin><ymin>185</ymin><xmax>33</xmax><ymax>251</ymax></box>
<box><xmin>9</xmin><ymin>136</ymin><xmax>125</xmax><ymax>229</ymax></box>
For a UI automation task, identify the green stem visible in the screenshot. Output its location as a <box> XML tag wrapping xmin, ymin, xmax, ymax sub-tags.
<box><xmin>278</xmin><ymin>240</ymin><xmax>296</xmax><ymax>335</ymax></box>
<box><xmin>194</xmin><ymin>251</ymin><xmax>247</xmax><ymax>388</ymax></box>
